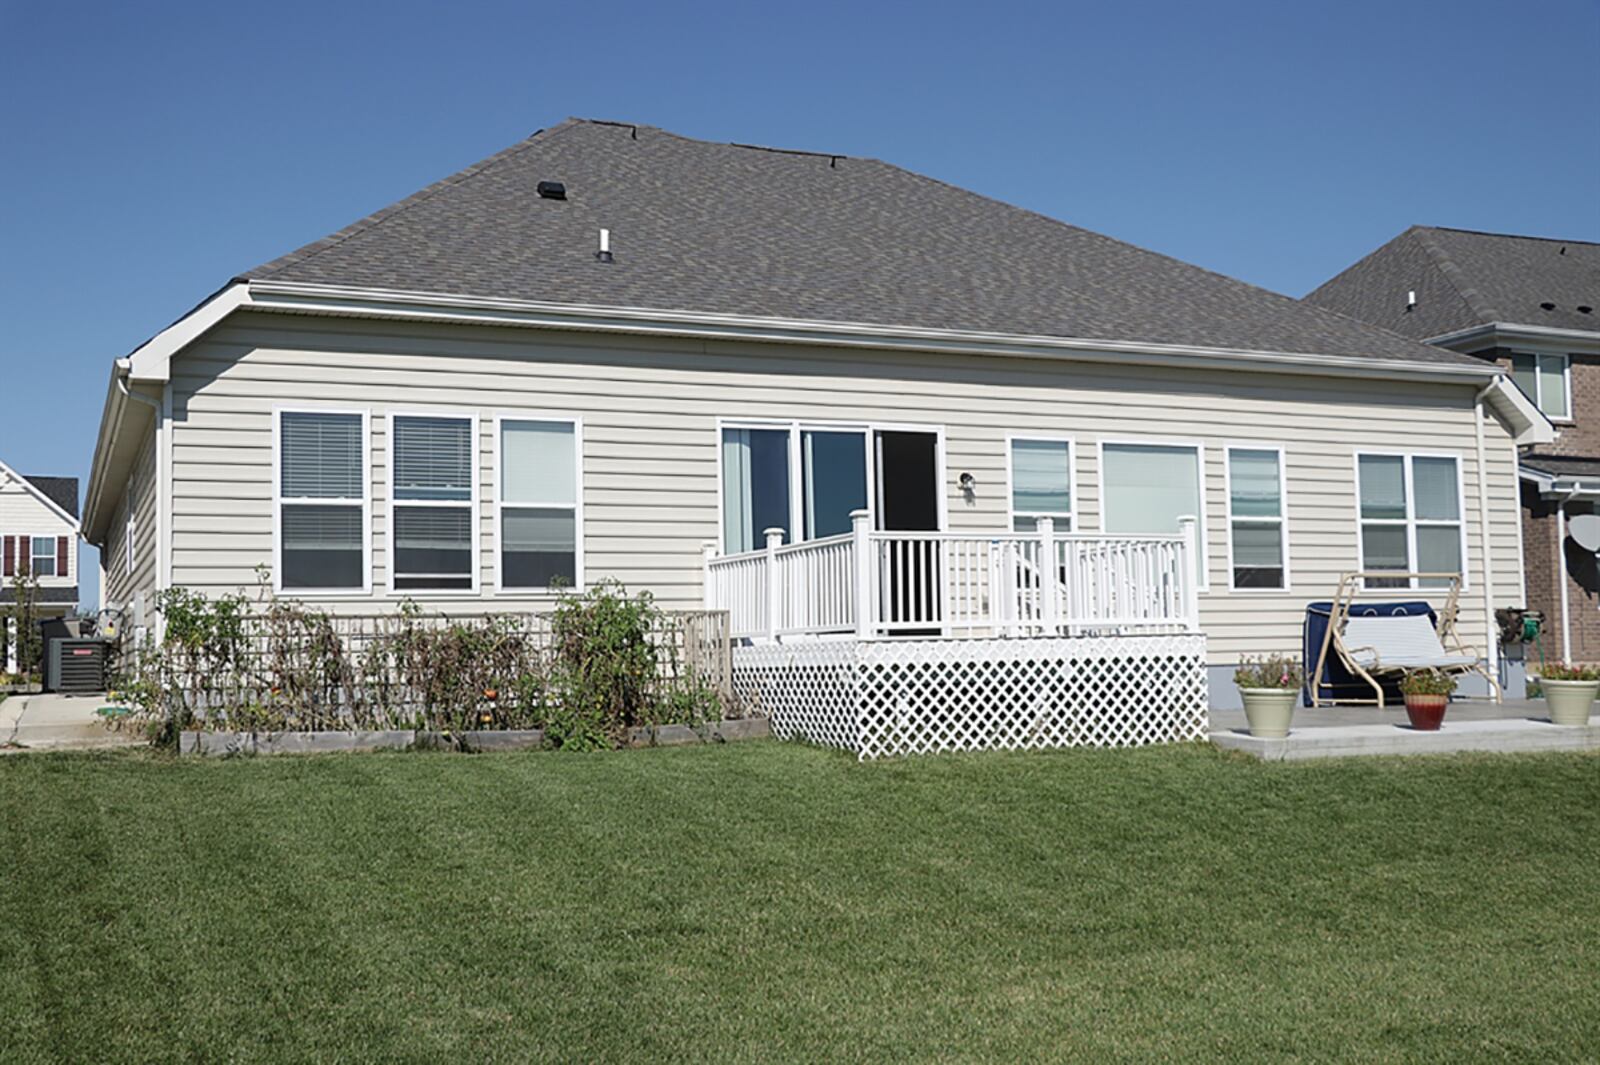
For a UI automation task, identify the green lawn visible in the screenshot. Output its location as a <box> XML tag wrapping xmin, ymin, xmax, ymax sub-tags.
<box><xmin>2</xmin><ymin>743</ymin><xmax>1596</xmax><ymax>1062</ymax></box>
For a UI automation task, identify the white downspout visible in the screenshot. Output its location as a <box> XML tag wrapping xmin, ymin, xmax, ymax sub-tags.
<box><xmin>1473</xmin><ymin>384</ymin><xmax>1499</xmax><ymax>686</ymax></box>
<box><xmin>116</xmin><ymin>362</ymin><xmax>163</xmax><ymax>635</ymax></box>
<box><xmin>1558</xmin><ymin>490</ymin><xmax>1576</xmax><ymax>664</ymax></box>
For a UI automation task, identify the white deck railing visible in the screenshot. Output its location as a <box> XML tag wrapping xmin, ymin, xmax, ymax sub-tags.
<box><xmin>705</xmin><ymin>510</ymin><xmax>1199</xmax><ymax>641</ymax></box>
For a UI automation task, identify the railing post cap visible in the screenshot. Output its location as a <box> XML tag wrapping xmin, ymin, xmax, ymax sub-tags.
<box><xmin>762</xmin><ymin>527</ymin><xmax>785</xmax><ymax>538</ymax></box>
<box><xmin>849</xmin><ymin>508</ymin><xmax>871</xmax><ymax>518</ymax></box>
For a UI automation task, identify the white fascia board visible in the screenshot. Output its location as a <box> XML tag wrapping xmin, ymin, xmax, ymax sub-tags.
<box><xmin>1430</xmin><ymin>321</ymin><xmax>1600</xmax><ymax>354</ymax></box>
<box><xmin>126</xmin><ymin>282</ymin><xmax>253</xmax><ymax>382</ymax></box>
<box><xmin>245</xmin><ymin>279</ymin><xmax>1503</xmax><ymax>385</ymax></box>
<box><xmin>0</xmin><ymin>457</ymin><xmax>80</xmax><ymax>530</ymax></box>
<box><xmin>1484</xmin><ymin>374</ymin><xmax>1556</xmax><ymax>446</ymax></box>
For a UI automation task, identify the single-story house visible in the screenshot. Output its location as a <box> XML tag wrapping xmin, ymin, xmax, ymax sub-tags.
<box><xmin>81</xmin><ymin>119</ymin><xmax>1550</xmax><ymax>726</ymax></box>
<box><xmin>1</xmin><ymin>460</ymin><xmax>80</xmax><ymax>673</ymax></box>
<box><xmin>1307</xmin><ymin>227</ymin><xmax>1598</xmax><ymax>665</ymax></box>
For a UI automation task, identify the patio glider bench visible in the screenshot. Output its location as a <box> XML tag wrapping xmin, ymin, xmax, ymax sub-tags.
<box><xmin>1306</xmin><ymin>572</ymin><xmax>1501</xmax><ymax>708</ymax></box>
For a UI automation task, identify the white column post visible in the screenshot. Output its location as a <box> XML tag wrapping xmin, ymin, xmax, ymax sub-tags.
<box><xmin>1177</xmin><ymin>515</ymin><xmax>1200</xmax><ymax>632</ymax></box>
<box><xmin>1036</xmin><ymin>516</ymin><xmax>1059</xmax><ymax>634</ymax></box>
<box><xmin>701</xmin><ymin>541</ymin><xmax>718</xmax><ymax>610</ymax></box>
<box><xmin>763</xmin><ymin>527</ymin><xmax>784</xmax><ymax>643</ymax></box>
<box><xmin>851</xmin><ymin>509</ymin><xmax>873</xmax><ymax>639</ymax></box>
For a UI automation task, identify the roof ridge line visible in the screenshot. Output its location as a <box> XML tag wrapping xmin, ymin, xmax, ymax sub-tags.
<box><xmin>1411</xmin><ymin>226</ymin><xmax>1500</xmax><ymax>323</ymax></box>
<box><xmin>1423</xmin><ymin>225</ymin><xmax>1600</xmax><ymax>246</ymax></box>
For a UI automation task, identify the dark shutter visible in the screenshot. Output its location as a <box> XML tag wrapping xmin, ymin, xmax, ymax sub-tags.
<box><xmin>57</xmin><ymin>536</ymin><xmax>68</xmax><ymax>577</ymax></box>
<box><xmin>2</xmin><ymin>535</ymin><xmax>12</xmax><ymax>577</ymax></box>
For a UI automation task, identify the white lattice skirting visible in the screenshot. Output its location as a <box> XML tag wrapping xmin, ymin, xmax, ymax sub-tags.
<box><xmin>731</xmin><ymin>633</ymin><xmax>1209</xmax><ymax>760</ymax></box>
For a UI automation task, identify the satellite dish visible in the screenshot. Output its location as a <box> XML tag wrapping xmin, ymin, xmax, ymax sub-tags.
<box><xmin>1569</xmin><ymin>513</ymin><xmax>1600</xmax><ymax>552</ymax></box>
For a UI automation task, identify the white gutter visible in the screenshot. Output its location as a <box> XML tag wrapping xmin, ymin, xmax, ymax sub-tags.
<box><xmin>212</xmin><ymin>279</ymin><xmax>1506</xmax><ymax>385</ymax></box>
<box><xmin>1428</xmin><ymin>321</ymin><xmax>1600</xmax><ymax>349</ymax></box>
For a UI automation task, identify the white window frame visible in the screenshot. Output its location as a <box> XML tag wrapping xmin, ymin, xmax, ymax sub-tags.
<box><xmin>385</xmin><ymin>410</ymin><xmax>480</xmax><ymax>597</ymax></box>
<box><xmin>492</xmin><ymin>412</ymin><xmax>584</xmax><ymax>595</ymax></box>
<box><xmin>1508</xmin><ymin>351</ymin><xmax>1572</xmax><ymax>422</ymax></box>
<box><xmin>1005</xmin><ymin>433</ymin><xmax>1075</xmax><ymax>532</ymax></box>
<box><xmin>29</xmin><ymin>535</ymin><xmax>56</xmax><ymax>579</ymax></box>
<box><xmin>271</xmin><ymin>406</ymin><xmax>372</xmax><ymax>596</ymax></box>
<box><xmin>1353</xmin><ymin>450</ymin><xmax>1469</xmax><ymax>591</ymax></box>
<box><xmin>1096</xmin><ymin>438</ymin><xmax>1210</xmax><ymax>592</ymax></box>
<box><xmin>714</xmin><ymin>418</ymin><xmax>948</xmax><ymax>553</ymax></box>
<box><xmin>1223</xmin><ymin>443</ymin><xmax>1291</xmax><ymax>593</ymax></box>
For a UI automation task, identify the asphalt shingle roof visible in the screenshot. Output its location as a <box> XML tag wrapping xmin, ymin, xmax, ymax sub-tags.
<box><xmin>1520</xmin><ymin>454</ymin><xmax>1600</xmax><ymax>480</ymax></box>
<box><xmin>23</xmin><ymin>476</ymin><xmax>78</xmax><ymax>520</ymax></box>
<box><xmin>1306</xmin><ymin>226</ymin><xmax>1600</xmax><ymax>340</ymax></box>
<box><xmin>243</xmin><ymin>119</ymin><xmax>1474</xmax><ymax>367</ymax></box>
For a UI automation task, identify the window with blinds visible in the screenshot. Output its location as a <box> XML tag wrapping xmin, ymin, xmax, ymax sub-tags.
<box><xmin>498</xmin><ymin>418</ymin><xmax>579</xmax><ymax>589</ymax></box>
<box><xmin>392</xmin><ymin>414</ymin><xmax>475</xmax><ymax>591</ymax></box>
<box><xmin>277</xmin><ymin>410</ymin><xmax>366</xmax><ymax>590</ymax></box>
<box><xmin>1226</xmin><ymin>447</ymin><xmax>1286</xmax><ymax>589</ymax></box>
<box><xmin>1510</xmin><ymin>352</ymin><xmax>1569</xmax><ymax>420</ymax></box>
<box><xmin>1008</xmin><ymin>438</ymin><xmax>1073</xmax><ymax>532</ymax></box>
<box><xmin>1357</xmin><ymin>453</ymin><xmax>1463</xmax><ymax>589</ymax></box>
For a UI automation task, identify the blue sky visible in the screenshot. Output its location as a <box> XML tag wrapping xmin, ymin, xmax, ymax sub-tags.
<box><xmin>2</xmin><ymin>0</ymin><xmax>1597</xmax><ymax>603</ymax></box>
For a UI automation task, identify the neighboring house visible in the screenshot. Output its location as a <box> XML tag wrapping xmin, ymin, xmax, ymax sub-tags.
<box><xmin>1307</xmin><ymin>227</ymin><xmax>1598</xmax><ymax>664</ymax></box>
<box><xmin>0</xmin><ymin>460</ymin><xmax>79</xmax><ymax>673</ymax></box>
<box><xmin>80</xmin><ymin>120</ymin><xmax>1549</xmax><ymax>715</ymax></box>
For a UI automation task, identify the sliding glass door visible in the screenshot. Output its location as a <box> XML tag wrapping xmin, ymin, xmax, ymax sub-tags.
<box><xmin>721</xmin><ymin>425</ymin><xmax>870</xmax><ymax>552</ymax></box>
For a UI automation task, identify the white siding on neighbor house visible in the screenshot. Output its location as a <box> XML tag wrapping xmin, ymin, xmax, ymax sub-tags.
<box><xmin>158</xmin><ymin>311</ymin><xmax>1523</xmax><ymax>665</ymax></box>
<box><xmin>0</xmin><ymin>470</ymin><xmax>77</xmax><ymax>594</ymax></box>
<box><xmin>102</xmin><ymin>426</ymin><xmax>159</xmax><ymax>616</ymax></box>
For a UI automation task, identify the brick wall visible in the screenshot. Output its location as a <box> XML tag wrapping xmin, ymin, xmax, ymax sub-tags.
<box><xmin>1519</xmin><ymin>483</ymin><xmax>1600</xmax><ymax>665</ymax></box>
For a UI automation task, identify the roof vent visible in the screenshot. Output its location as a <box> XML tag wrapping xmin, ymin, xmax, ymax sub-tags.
<box><xmin>596</xmin><ymin>228</ymin><xmax>613</xmax><ymax>264</ymax></box>
<box><xmin>1406</xmin><ymin>290</ymin><xmax>1417</xmax><ymax>311</ymax></box>
<box><xmin>1541</xmin><ymin>301</ymin><xmax>1557</xmax><ymax>311</ymax></box>
<box><xmin>537</xmin><ymin>181</ymin><xmax>567</xmax><ymax>200</ymax></box>
<box><xmin>1580</xmin><ymin>305</ymin><xmax>1594</xmax><ymax>315</ymax></box>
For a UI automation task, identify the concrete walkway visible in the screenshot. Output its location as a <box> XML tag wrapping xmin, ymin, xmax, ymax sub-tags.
<box><xmin>0</xmin><ymin>693</ymin><xmax>143</xmax><ymax>753</ymax></box>
<box><xmin>1210</xmin><ymin>699</ymin><xmax>1600</xmax><ymax>761</ymax></box>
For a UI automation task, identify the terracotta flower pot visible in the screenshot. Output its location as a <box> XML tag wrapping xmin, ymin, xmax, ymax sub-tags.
<box><xmin>1541</xmin><ymin>678</ymin><xmax>1599</xmax><ymax>727</ymax></box>
<box><xmin>1403</xmin><ymin>693</ymin><xmax>1448</xmax><ymax>731</ymax></box>
<box><xmin>1239</xmin><ymin>688</ymin><xmax>1297</xmax><ymax>738</ymax></box>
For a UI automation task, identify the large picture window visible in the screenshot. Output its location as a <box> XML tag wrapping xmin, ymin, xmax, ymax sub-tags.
<box><xmin>1008</xmin><ymin>437</ymin><xmax>1073</xmax><ymax>532</ymax></box>
<box><xmin>497</xmin><ymin>418</ymin><xmax>580</xmax><ymax>590</ymax></box>
<box><xmin>1101</xmin><ymin>441</ymin><xmax>1207</xmax><ymax>587</ymax></box>
<box><xmin>1226</xmin><ymin>447</ymin><xmax>1287</xmax><ymax>590</ymax></box>
<box><xmin>1357</xmin><ymin>452</ymin><xmax>1464</xmax><ymax>589</ymax></box>
<box><xmin>1510</xmin><ymin>352</ymin><xmax>1570</xmax><ymax>420</ymax></box>
<box><xmin>390</xmin><ymin>414</ymin><xmax>476</xmax><ymax>592</ymax></box>
<box><xmin>276</xmin><ymin>410</ymin><xmax>367</xmax><ymax>591</ymax></box>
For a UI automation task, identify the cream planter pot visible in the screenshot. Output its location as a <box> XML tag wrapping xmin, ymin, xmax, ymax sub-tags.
<box><xmin>1541</xmin><ymin>679</ymin><xmax>1599</xmax><ymax>727</ymax></box>
<box><xmin>1239</xmin><ymin>688</ymin><xmax>1297</xmax><ymax>738</ymax></box>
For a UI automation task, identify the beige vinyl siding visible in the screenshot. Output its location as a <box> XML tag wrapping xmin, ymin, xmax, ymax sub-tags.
<box><xmin>102</xmin><ymin>426</ymin><xmax>158</xmax><ymax>614</ymax></box>
<box><xmin>165</xmin><ymin>311</ymin><xmax>1523</xmax><ymax>664</ymax></box>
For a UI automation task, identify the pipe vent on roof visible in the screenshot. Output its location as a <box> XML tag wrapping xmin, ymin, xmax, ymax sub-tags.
<box><xmin>537</xmin><ymin>181</ymin><xmax>567</xmax><ymax>200</ymax></box>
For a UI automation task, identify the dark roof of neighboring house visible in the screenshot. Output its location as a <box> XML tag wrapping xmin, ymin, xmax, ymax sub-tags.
<box><xmin>1306</xmin><ymin>226</ymin><xmax>1600</xmax><ymax>340</ymax></box>
<box><xmin>0</xmin><ymin>587</ymin><xmax>78</xmax><ymax>605</ymax></box>
<box><xmin>242</xmin><ymin>119</ymin><xmax>1473</xmax><ymax>368</ymax></box>
<box><xmin>1521</xmin><ymin>454</ymin><xmax>1600</xmax><ymax>480</ymax></box>
<box><xmin>23</xmin><ymin>476</ymin><xmax>80</xmax><ymax>520</ymax></box>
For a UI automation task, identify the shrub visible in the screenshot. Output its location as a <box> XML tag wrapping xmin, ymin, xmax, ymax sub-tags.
<box><xmin>1398</xmin><ymin>669</ymin><xmax>1457</xmax><ymax>697</ymax></box>
<box><xmin>1537</xmin><ymin>662</ymin><xmax>1600</xmax><ymax>682</ymax></box>
<box><xmin>1234</xmin><ymin>654</ymin><xmax>1302</xmax><ymax>690</ymax></box>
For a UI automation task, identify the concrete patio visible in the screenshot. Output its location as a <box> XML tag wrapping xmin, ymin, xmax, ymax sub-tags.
<box><xmin>1</xmin><ymin>693</ymin><xmax>142</xmax><ymax>753</ymax></box>
<box><xmin>1210</xmin><ymin>699</ymin><xmax>1600</xmax><ymax>760</ymax></box>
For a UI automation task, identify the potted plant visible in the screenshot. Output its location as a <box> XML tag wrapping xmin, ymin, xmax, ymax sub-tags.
<box><xmin>1536</xmin><ymin>663</ymin><xmax>1600</xmax><ymax>726</ymax></box>
<box><xmin>1234</xmin><ymin>654</ymin><xmax>1302</xmax><ymax>738</ymax></box>
<box><xmin>1398</xmin><ymin>669</ymin><xmax>1455</xmax><ymax>731</ymax></box>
